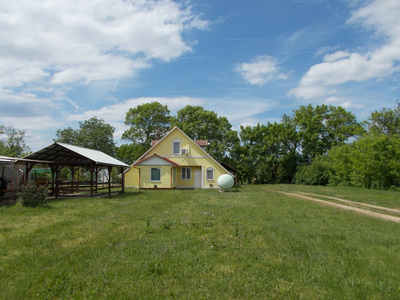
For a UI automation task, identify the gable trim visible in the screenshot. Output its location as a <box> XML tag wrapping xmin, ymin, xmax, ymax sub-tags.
<box><xmin>133</xmin><ymin>154</ymin><xmax>181</xmax><ymax>167</ymax></box>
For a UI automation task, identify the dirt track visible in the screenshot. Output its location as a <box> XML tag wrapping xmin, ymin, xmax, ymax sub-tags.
<box><xmin>271</xmin><ymin>190</ymin><xmax>400</xmax><ymax>223</ymax></box>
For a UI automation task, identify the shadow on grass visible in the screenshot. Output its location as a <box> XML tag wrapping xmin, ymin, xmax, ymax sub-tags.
<box><xmin>44</xmin><ymin>191</ymin><xmax>142</xmax><ymax>203</ymax></box>
<box><xmin>0</xmin><ymin>199</ymin><xmax>52</xmax><ymax>209</ymax></box>
<box><xmin>108</xmin><ymin>190</ymin><xmax>143</xmax><ymax>199</ymax></box>
<box><xmin>0</xmin><ymin>199</ymin><xmax>19</xmax><ymax>207</ymax></box>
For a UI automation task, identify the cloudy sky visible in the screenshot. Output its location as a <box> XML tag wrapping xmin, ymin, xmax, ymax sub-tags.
<box><xmin>1</xmin><ymin>0</ymin><xmax>399</xmax><ymax>151</ymax></box>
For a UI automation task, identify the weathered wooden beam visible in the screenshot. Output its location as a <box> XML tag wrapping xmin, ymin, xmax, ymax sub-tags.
<box><xmin>107</xmin><ymin>166</ymin><xmax>112</xmax><ymax>196</ymax></box>
<box><xmin>120</xmin><ymin>167</ymin><xmax>125</xmax><ymax>194</ymax></box>
<box><xmin>90</xmin><ymin>163</ymin><xmax>94</xmax><ymax>198</ymax></box>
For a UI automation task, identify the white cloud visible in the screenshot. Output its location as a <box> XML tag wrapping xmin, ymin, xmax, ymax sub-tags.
<box><xmin>324</xmin><ymin>97</ymin><xmax>365</xmax><ymax>109</ymax></box>
<box><xmin>314</xmin><ymin>45</ymin><xmax>341</xmax><ymax>58</ymax></box>
<box><xmin>0</xmin><ymin>67</ymin><xmax>49</xmax><ymax>87</ymax></box>
<box><xmin>0</xmin><ymin>0</ymin><xmax>209</xmax><ymax>87</ymax></box>
<box><xmin>0</xmin><ymin>0</ymin><xmax>210</xmax><ymax>145</ymax></box>
<box><xmin>289</xmin><ymin>0</ymin><xmax>400</xmax><ymax>101</ymax></box>
<box><xmin>1</xmin><ymin>116</ymin><xmax>63</xmax><ymax>132</ymax></box>
<box><xmin>24</xmin><ymin>133</ymin><xmax>54</xmax><ymax>153</ymax></box>
<box><xmin>323</xmin><ymin>51</ymin><xmax>351</xmax><ymax>62</ymax></box>
<box><xmin>0</xmin><ymin>87</ymin><xmax>57</xmax><ymax>107</ymax></box>
<box><xmin>235</xmin><ymin>55</ymin><xmax>289</xmax><ymax>86</ymax></box>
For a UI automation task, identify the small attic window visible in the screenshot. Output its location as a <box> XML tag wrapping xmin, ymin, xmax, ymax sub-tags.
<box><xmin>206</xmin><ymin>167</ymin><xmax>214</xmax><ymax>180</ymax></box>
<box><xmin>172</xmin><ymin>139</ymin><xmax>180</xmax><ymax>155</ymax></box>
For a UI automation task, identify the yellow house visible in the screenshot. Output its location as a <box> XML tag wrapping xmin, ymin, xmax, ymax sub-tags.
<box><xmin>124</xmin><ymin>127</ymin><xmax>232</xmax><ymax>189</ymax></box>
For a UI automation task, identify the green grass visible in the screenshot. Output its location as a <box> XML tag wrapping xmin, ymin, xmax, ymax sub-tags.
<box><xmin>1</xmin><ymin>186</ymin><xmax>399</xmax><ymax>299</ymax></box>
<box><xmin>267</xmin><ymin>184</ymin><xmax>400</xmax><ymax>209</ymax></box>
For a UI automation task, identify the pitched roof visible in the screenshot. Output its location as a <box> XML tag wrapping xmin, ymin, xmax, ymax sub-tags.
<box><xmin>194</xmin><ymin>140</ymin><xmax>208</xmax><ymax>146</ymax></box>
<box><xmin>220</xmin><ymin>161</ymin><xmax>238</xmax><ymax>173</ymax></box>
<box><xmin>133</xmin><ymin>154</ymin><xmax>181</xmax><ymax>167</ymax></box>
<box><xmin>151</xmin><ymin>139</ymin><xmax>208</xmax><ymax>147</ymax></box>
<box><xmin>24</xmin><ymin>142</ymin><xmax>129</xmax><ymax>167</ymax></box>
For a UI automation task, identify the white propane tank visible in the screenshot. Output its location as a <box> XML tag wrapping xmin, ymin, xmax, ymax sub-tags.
<box><xmin>217</xmin><ymin>174</ymin><xmax>234</xmax><ymax>189</ymax></box>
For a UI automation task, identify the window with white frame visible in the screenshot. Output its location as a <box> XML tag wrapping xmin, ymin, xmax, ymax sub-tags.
<box><xmin>206</xmin><ymin>167</ymin><xmax>214</xmax><ymax>180</ymax></box>
<box><xmin>181</xmin><ymin>167</ymin><xmax>191</xmax><ymax>180</ymax></box>
<box><xmin>150</xmin><ymin>168</ymin><xmax>161</xmax><ymax>182</ymax></box>
<box><xmin>172</xmin><ymin>139</ymin><xmax>181</xmax><ymax>155</ymax></box>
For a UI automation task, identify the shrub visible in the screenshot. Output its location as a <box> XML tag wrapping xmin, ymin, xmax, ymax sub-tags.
<box><xmin>294</xmin><ymin>156</ymin><xmax>331</xmax><ymax>186</ymax></box>
<box><xmin>18</xmin><ymin>181</ymin><xmax>48</xmax><ymax>207</ymax></box>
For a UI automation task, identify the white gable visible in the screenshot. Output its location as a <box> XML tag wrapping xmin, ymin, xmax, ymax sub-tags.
<box><xmin>137</xmin><ymin>156</ymin><xmax>175</xmax><ymax>166</ymax></box>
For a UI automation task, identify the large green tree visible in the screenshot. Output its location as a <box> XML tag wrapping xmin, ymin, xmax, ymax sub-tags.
<box><xmin>368</xmin><ymin>101</ymin><xmax>400</xmax><ymax>136</ymax></box>
<box><xmin>235</xmin><ymin>118</ymin><xmax>300</xmax><ymax>184</ymax></box>
<box><xmin>122</xmin><ymin>102</ymin><xmax>170</xmax><ymax>146</ymax></box>
<box><xmin>0</xmin><ymin>125</ymin><xmax>30</xmax><ymax>157</ymax></box>
<box><xmin>293</xmin><ymin>104</ymin><xmax>364</xmax><ymax>163</ymax></box>
<box><xmin>54</xmin><ymin>117</ymin><xmax>116</xmax><ymax>156</ymax></box>
<box><xmin>116</xmin><ymin>143</ymin><xmax>148</xmax><ymax>165</ymax></box>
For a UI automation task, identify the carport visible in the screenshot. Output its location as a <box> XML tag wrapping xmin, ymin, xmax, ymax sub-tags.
<box><xmin>23</xmin><ymin>142</ymin><xmax>129</xmax><ymax>198</ymax></box>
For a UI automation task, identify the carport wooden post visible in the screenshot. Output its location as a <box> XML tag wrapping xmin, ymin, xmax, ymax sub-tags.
<box><xmin>25</xmin><ymin>162</ymin><xmax>35</xmax><ymax>184</ymax></box>
<box><xmin>55</xmin><ymin>164</ymin><xmax>60</xmax><ymax>199</ymax></box>
<box><xmin>90</xmin><ymin>163</ymin><xmax>94</xmax><ymax>198</ymax></box>
<box><xmin>107</xmin><ymin>166</ymin><xmax>112</xmax><ymax>196</ymax></box>
<box><xmin>120</xmin><ymin>166</ymin><xmax>125</xmax><ymax>193</ymax></box>
<box><xmin>49</xmin><ymin>165</ymin><xmax>55</xmax><ymax>196</ymax></box>
<box><xmin>95</xmin><ymin>165</ymin><xmax>98</xmax><ymax>194</ymax></box>
<box><xmin>70</xmin><ymin>166</ymin><xmax>75</xmax><ymax>194</ymax></box>
<box><xmin>11</xmin><ymin>165</ymin><xmax>15</xmax><ymax>201</ymax></box>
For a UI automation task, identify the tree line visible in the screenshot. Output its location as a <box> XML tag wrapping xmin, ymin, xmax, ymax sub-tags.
<box><xmin>1</xmin><ymin>101</ymin><xmax>399</xmax><ymax>190</ymax></box>
<box><xmin>295</xmin><ymin>101</ymin><xmax>400</xmax><ymax>190</ymax></box>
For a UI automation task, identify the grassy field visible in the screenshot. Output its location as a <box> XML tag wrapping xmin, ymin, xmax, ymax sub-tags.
<box><xmin>1</xmin><ymin>185</ymin><xmax>399</xmax><ymax>299</ymax></box>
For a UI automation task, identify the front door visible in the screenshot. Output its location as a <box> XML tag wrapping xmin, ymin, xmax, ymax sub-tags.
<box><xmin>194</xmin><ymin>169</ymin><xmax>202</xmax><ymax>189</ymax></box>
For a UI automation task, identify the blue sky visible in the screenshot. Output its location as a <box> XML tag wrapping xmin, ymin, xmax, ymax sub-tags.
<box><xmin>1</xmin><ymin>0</ymin><xmax>399</xmax><ymax>151</ymax></box>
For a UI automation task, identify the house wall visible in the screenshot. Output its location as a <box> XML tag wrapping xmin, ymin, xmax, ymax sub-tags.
<box><xmin>203</xmin><ymin>164</ymin><xmax>225</xmax><ymax>189</ymax></box>
<box><xmin>125</xmin><ymin>167</ymin><xmax>139</xmax><ymax>188</ymax></box>
<box><xmin>172</xmin><ymin>167</ymin><xmax>177</xmax><ymax>188</ymax></box>
<box><xmin>175</xmin><ymin>166</ymin><xmax>200</xmax><ymax>188</ymax></box>
<box><xmin>139</xmin><ymin>165</ymin><xmax>172</xmax><ymax>189</ymax></box>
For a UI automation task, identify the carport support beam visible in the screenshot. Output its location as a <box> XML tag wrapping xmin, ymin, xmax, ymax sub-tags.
<box><xmin>107</xmin><ymin>166</ymin><xmax>112</xmax><ymax>196</ymax></box>
<box><xmin>90</xmin><ymin>163</ymin><xmax>94</xmax><ymax>198</ymax></box>
<box><xmin>55</xmin><ymin>164</ymin><xmax>59</xmax><ymax>199</ymax></box>
<box><xmin>95</xmin><ymin>165</ymin><xmax>98</xmax><ymax>193</ymax></box>
<box><xmin>120</xmin><ymin>166</ymin><xmax>125</xmax><ymax>194</ymax></box>
<box><xmin>71</xmin><ymin>166</ymin><xmax>75</xmax><ymax>194</ymax></box>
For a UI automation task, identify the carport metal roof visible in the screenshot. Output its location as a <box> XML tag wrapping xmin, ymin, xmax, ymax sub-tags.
<box><xmin>0</xmin><ymin>156</ymin><xmax>14</xmax><ymax>165</ymax></box>
<box><xmin>23</xmin><ymin>142</ymin><xmax>129</xmax><ymax>167</ymax></box>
